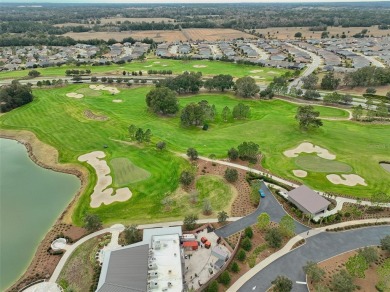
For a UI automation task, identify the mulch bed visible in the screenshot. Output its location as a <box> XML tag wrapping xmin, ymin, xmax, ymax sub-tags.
<box><xmin>7</xmin><ymin>223</ymin><xmax>87</xmax><ymax>292</ymax></box>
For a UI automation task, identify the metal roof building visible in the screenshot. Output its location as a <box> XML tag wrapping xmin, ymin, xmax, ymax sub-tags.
<box><xmin>287</xmin><ymin>185</ymin><xmax>331</xmax><ymax>216</ymax></box>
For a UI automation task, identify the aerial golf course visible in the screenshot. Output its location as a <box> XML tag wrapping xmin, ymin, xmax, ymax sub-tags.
<box><xmin>0</xmin><ymin>84</ymin><xmax>389</xmax><ymax>226</ymax></box>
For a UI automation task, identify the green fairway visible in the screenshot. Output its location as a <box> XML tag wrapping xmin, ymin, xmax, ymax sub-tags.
<box><xmin>110</xmin><ymin>157</ymin><xmax>150</xmax><ymax>186</ymax></box>
<box><xmin>0</xmin><ymin>58</ymin><xmax>291</xmax><ymax>82</ymax></box>
<box><xmin>294</xmin><ymin>154</ymin><xmax>353</xmax><ymax>173</ymax></box>
<box><xmin>1</xmin><ymin>85</ymin><xmax>389</xmax><ymax>226</ymax></box>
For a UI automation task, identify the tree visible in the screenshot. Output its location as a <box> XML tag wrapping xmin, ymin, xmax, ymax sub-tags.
<box><xmin>135</xmin><ymin>128</ymin><xmax>144</xmax><ymax>142</ymax></box>
<box><xmin>352</xmin><ymin>105</ymin><xmax>363</xmax><ymax>120</ymax></box>
<box><xmin>257</xmin><ymin>213</ymin><xmax>271</xmax><ymax>230</ymax></box>
<box><xmin>265</xmin><ymin>228</ymin><xmax>283</xmax><ymax>248</ymax></box>
<box><xmin>123</xmin><ymin>224</ymin><xmax>141</xmax><ymax>245</ymax></box>
<box><xmin>346</xmin><ymin>254</ymin><xmax>368</xmax><ymax>278</ymax></box>
<box><xmin>302</xmin><ymin>74</ymin><xmax>319</xmax><ymax>90</ymax></box>
<box><xmin>241</xmin><ymin>237</ymin><xmax>252</xmax><ymax>251</ymax></box>
<box><xmin>156</xmin><ymin>141</ymin><xmax>166</xmax><ymax>151</ymax></box>
<box><xmin>180</xmin><ymin>102</ymin><xmax>207</xmax><ymax>126</ymax></box>
<box><xmin>143</xmin><ymin>129</ymin><xmax>152</xmax><ymax>142</ymax></box>
<box><xmin>271</xmin><ymin>275</ymin><xmax>293</xmax><ymax>292</ymax></box>
<box><xmin>341</xmin><ymin>94</ymin><xmax>353</xmax><ymax>105</ymax></box>
<box><xmin>224</xmin><ymin>168</ymin><xmax>238</xmax><ymax>182</ymax></box>
<box><xmin>303</xmin><ymin>89</ymin><xmax>321</xmax><ymax>100</ymax></box>
<box><xmin>321</xmin><ymin>72</ymin><xmax>340</xmax><ymax>90</ymax></box>
<box><xmin>222</xmin><ymin>106</ymin><xmax>231</xmax><ymax>122</ymax></box>
<box><xmin>237</xmin><ymin>249</ymin><xmax>246</xmax><ymax>261</ymax></box>
<box><xmin>218</xmin><ymin>271</ymin><xmax>231</xmax><ymax>286</ymax></box>
<box><xmin>235</xmin><ymin>76</ymin><xmax>259</xmax><ymax>98</ymax></box>
<box><xmin>294</xmin><ymin>32</ymin><xmax>302</xmax><ymax>38</ymax></box>
<box><xmin>366</xmin><ymin>87</ymin><xmax>376</xmax><ymax>94</ymax></box>
<box><xmin>227</xmin><ymin>147</ymin><xmax>239</xmax><ymax>160</ymax></box>
<box><xmin>323</xmin><ymin>92</ymin><xmax>342</xmax><ymax>104</ymax></box>
<box><xmin>211</xmin><ymin>74</ymin><xmax>235</xmax><ymax>91</ymax></box>
<box><xmin>279</xmin><ymin>215</ymin><xmax>295</xmax><ymax>237</ymax></box>
<box><xmin>203</xmin><ymin>199</ymin><xmax>213</xmax><ymax>215</ymax></box>
<box><xmin>233</xmin><ymin>103</ymin><xmax>251</xmax><ymax>119</ymax></box>
<box><xmin>128</xmin><ymin>124</ymin><xmax>137</xmax><ymax>140</ymax></box>
<box><xmin>186</xmin><ymin>147</ymin><xmax>198</xmax><ymax>160</ymax></box>
<box><xmin>205</xmin><ymin>280</ymin><xmax>218</xmax><ymax>292</ymax></box>
<box><xmin>244</xmin><ymin>227</ymin><xmax>253</xmax><ymax>239</ymax></box>
<box><xmin>295</xmin><ymin>105</ymin><xmax>323</xmax><ymax>130</ymax></box>
<box><xmin>183</xmin><ymin>214</ymin><xmax>198</xmax><ymax>230</ymax></box>
<box><xmin>303</xmin><ymin>261</ymin><xmax>325</xmax><ymax>284</ymax></box>
<box><xmin>0</xmin><ymin>81</ymin><xmax>33</xmax><ymax>112</ymax></box>
<box><xmin>358</xmin><ymin>247</ymin><xmax>378</xmax><ymax>265</ymax></box>
<box><xmin>83</xmin><ymin>213</ymin><xmax>102</xmax><ymax>232</ymax></box>
<box><xmin>331</xmin><ymin>270</ymin><xmax>356</xmax><ymax>292</ymax></box>
<box><xmin>237</xmin><ymin>141</ymin><xmax>259</xmax><ymax>162</ymax></box>
<box><xmin>28</xmin><ymin>70</ymin><xmax>41</xmax><ymax>78</ymax></box>
<box><xmin>218</xmin><ymin>210</ymin><xmax>229</xmax><ymax>223</ymax></box>
<box><xmin>180</xmin><ymin>171</ymin><xmax>194</xmax><ymax>186</ymax></box>
<box><xmin>231</xmin><ymin>262</ymin><xmax>240</xmax><ymax>273</ymax></box>
<box><xmin>381</xmin><ymin>235</ymin><xmax>390</xmax><ymax>252</ymax></box>
<box><xmin>145</xmin><ymin>87</ymin><xmax>179</xmax><ymax>115</ymax></box>
<box><xmin>387</xmin><ymin>91</ymin><xmax>390</xmax><ymax>100</ymax></box>
<box><xmin>376</xmin><ymin>101</ymin><xmax>389</xmax><ymax>118</ymax></box>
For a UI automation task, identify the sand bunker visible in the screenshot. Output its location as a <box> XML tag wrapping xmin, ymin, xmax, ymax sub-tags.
<box><xmin>284</xmin><ymin>142</ymin><xmax>336</xmax><ymax>160</ymax></box>
<box><xmin>326</xmin><ymin>174</ymin><xmax>367</xmax><ymax>186</ymax></box>
<box><xmin>78</xmin><ymin>151</ymin><xmax>132</xmax><ymax>208</ymax></box>
<box><xmin>249</xmin><ymin>76</ymin><xmax>265</xmax><ymax>79</ymax></box>
<box><xmin>162</xmin><ymin>64</ymin><xmax>168</xmax><ymax>67</ymax></box>
<box><xmin>112</xmin><ymin>99</ymin><xmax>123</xmax><ymax>103</ymax></box>
<box><xmin>250</xmin><ymin>69</ymin><xmax>264</xmax><ymax>73</ymax></box>
<box><xmin>144</xmin><ymin>65</ymin><xmax>153</xmax><ymax>67</ymax></box>
<box><xmin>292</xmin><ymin>170</ymin><xmax>307</xmax><ymax>178</ymax></box>
<box><xmin>153</xmin><ymin>61</ymin><xmax>160</xmax><ymax>64</ymax></box>
<box><xmin>89</xmin><ymin>85</ymin><xmax>120</xmax><ymax>94</ymax></box>
<box><xmin>193</xmin><ymin>65</ymin><xmax>207</xmax><ymax>68</ymax></box>
<box><xmin>66</xmin><ymin>92</ymin><xmax>84</xmax><ymax>99</ymax></box>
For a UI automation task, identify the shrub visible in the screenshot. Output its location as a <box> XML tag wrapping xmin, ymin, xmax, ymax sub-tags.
<box><xmin>231</xmin><ymin>261</ymin><xmax>240</xmax><ymax>273</ymax></box>
<box><xmin>183</xmin><ymin>214</ymin><xmax>198</xmax><ymax>230</ymax></box>
<box><xmin>180</xmin><ymin>171</ymin><xmax>194</xmax><ymax>186</ymax></box>
<box><xmin>244</xmin><ymin>226</ymin><xmax>253</xmax><ymax>239</ymax></box>
<box><xmin>241</xmin><ymin>237</ymin><xmax>252</xmax><ymax>251</ymax></box>
<box><xmin>224</xmin><ymin>168</ymin><xmax>238</xmax><ymax>182</ymax></box>
<box><xmin>265</xmin><ymin>228</ymin><xmax>283</xmax><ymax>248</ymax></box>
<box><xmin>205</xmin><ymin>280</ymin><xmax>218</xmax><ymax>292</ymax></box>
<box><xmin>237</xmin><ymin>249</ymin><xmax>246</xmax><ymax>262</ymax></box>
<box><xmin>272</xmin><ymin>275</ymin><xmax>293</xmax><ymax>292</ymax></box>
<box><xmin>218</xmin><ymin>271</ymin><xmax>231</xmax><ymax>286</ymax></box>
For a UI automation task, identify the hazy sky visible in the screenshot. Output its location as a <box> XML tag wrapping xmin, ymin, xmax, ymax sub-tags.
<box><xmin>6</xmin><ymin>0</ymin><xmax>390</xmax><ymax>3</ymax></box>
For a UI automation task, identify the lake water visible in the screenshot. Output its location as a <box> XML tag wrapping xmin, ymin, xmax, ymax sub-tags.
<box><xmin>0</xmin><ymin>138</ymin><xmax>80</xmax><ymax>291</ymax></box>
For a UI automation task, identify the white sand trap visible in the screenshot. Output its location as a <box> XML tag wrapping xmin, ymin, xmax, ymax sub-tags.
<box><xmin>153</xmin><ymin>61</ymin><xmax>160</xmax><ymax>64</ymax></box>
<box><xmin>66</xmin><ymin>92</ymin><xmax>84</xmax><ymax>99</ymax></box>
<box><xmin>284</xmin><ymin>142</ymin><xmax>336</xmax><ymax>160</ymax></box>
<box><xmin>78</xmin><ymin>151</ymin><xmax>132</xmax><ymax>208</ymax></box>
<box><xmin>250</xmin><ymin>69</ymin><xmax>264</xmax><ymax>73</ymax></box>
<box><xmin>249</xmin><ymin>76</ymin><xmax>265</xmax><ymax>79</ymax></box>
<box><xmin>268</xmin><ymin>71</ymin><xmax>278</xmax><ymax>74</ymax></box>
<box><xmin>112</xmin><ymin>99</ymin><xmax>123</xmax><ymax>103</ymax></box>
<box><xmin>89</xmin><ymin>85</ymin><xmax>120</xmax><ymax>94</ymax></box>
<box><xmin>193</xmin><ymin>65</ymin><xmax>207</xmax><ymax>68</ymax></box>
<box><xmin>293</xmin><ymin>170</ymin><xmax>307</xmax><ymax>178</ymax></box>
<box><xmin>326</xmin><ymin>174</ymin><xmax>367</xmax><ymax>186</ymax></box>
<box><xmin>162</xmin><ymin>64</ymin><xmax>168</xmax><ymax>67</ymax></box>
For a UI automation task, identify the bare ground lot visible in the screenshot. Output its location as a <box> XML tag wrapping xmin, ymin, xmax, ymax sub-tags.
<box><xmin>63</xmin><ymin>28</ymin><xmax>254</xmax><ymax>42</ymax></box>
<box><xmin>183</xmin><ymin>28</ymin><xmax>255</xmax><ymax>41</ymax></box>
<box><xmin>252</xmin><ymin>26</ymin><xmax>390</xmax><ymax>39</ymax></box>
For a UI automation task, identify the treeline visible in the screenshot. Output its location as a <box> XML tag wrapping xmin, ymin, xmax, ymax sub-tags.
<box><xmin>344</xmin><ymin>67</ymin><xmax>390</xmax><ymax>87</ymax></box>
<box><xmin>147</xmin><ymin>70</ymin><xmax>173</xmax><ymax>75</ymax></box>
<box><xmin>0</xmin><ymin>81</ymin><xmax>33</xmax><ymax>112</ymax></box>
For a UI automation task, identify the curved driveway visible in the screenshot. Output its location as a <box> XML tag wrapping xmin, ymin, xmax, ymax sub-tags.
<box><xmin>238</xmin><ymin>226</ymin><xmax>390</xmax><ymax>292</ymax></box>
<box><xmin>215</xmin><ymin>181</ymin><xmax>309</xmax><ymax>238</ymax></box>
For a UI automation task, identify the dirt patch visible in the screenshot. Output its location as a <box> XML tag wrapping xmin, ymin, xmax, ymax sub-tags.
<box><xmin>292</xmin><ymin>169</ymin><xmax>308</xmax><ymax>178</ymax></box>
<box><xmin>308</xmin><ymin>247</ymin><xmax>389</xmax><ymax>292</ymax></box>
<box><xmin>183</xmin><ymin>28</ymin><xmax>255</xmax><ymax>41</ymax></box>
<box><xmin>193</xmin><ymin>65</ymin><xmax>207</xmax><ymax>68</ymax></box>
<box><xmin>83</xmin><ymin>110</ymin><xmax>108</xmax><ymax>121</ymax></box>
<box><xmin>326</xmin><ymin>174</ymin><xmax>367</xmax><ymax>186</ymax></box>
<box><xmin>66</xmin><ymin>92</ymin><xmax>84</xmax><ymax>99</ymax></box>
<box><xmin>284</xmin><ymin>142</ymin><xmax>336</xmax><ymax>160</ymax></box>
<box><xmin>78</xmin><ymin>151</ymin><xmax>132</xmax><ymax>208</ymax></box>
<box><xmin>250</xmin><ymin>69</ymin><xmax>264</xmax><ymax>73</ymax></box>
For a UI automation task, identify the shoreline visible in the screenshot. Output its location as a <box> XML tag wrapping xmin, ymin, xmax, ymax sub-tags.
<box><xmin>0</xmin><ymin>129</ymin><xmax>89</xmax><ymax>291</ymax></box>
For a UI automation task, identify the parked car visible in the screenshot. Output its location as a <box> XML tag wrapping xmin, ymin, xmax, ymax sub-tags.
<box><xmin>259</xmin><ymin>189</ymin><xmax>266</xmax><ymax>198</ymax></box>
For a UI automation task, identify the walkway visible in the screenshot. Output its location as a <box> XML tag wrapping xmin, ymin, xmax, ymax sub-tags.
<box><xmin>215</xmin><ymin>181</ymin><xmax>309</xmax><ymax>238</ymax></box>
<box><xmin>229</xmin><ymin>219</ymin><xmax>390</xmax><ymax>292</ymax></box>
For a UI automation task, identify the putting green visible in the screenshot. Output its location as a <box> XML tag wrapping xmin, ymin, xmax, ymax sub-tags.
<box><xmin>294</xmin><ymin>155</ymin><xmax>352</xmax><ymax>173</ymax></box>
<box><xmin>110</xmin><ymin>157</ymin><xmax>150</xmax><ymax>186</ymax></box>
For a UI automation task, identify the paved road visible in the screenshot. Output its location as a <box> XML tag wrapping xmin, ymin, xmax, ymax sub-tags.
<box><xmin>215</xmin><ymin>182</ymin><xmax>309</xmax><ymax>238</ymax></box>
<box><xmin>238</xmin><ymin>225</ymin><xmax>390</xmax><ymax>292</ymax></box>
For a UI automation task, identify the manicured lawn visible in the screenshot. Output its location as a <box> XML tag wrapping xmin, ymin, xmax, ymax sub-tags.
<box><xmin>0</xmin><ymin>58</ymin><xmax>291</xmax><ymax>82</ymax></box>
<box><xmin>1</xmin><ymin>85</ymin><xmax>389</xmax><ymax>226</ymax></box>
<box><xmin>294</xmin><ymin>154</ymin><xmax>352</xmax><ymax>173</ymax></box>
<box><xmin>312</xmin><ymin>105</ymin><xmax>350</xmax><ymax>118</ymax></box>
<box><xmin>110</xmin><ymin>157</ymin><xmax>150</xmax><ymax>186</ymax></box>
